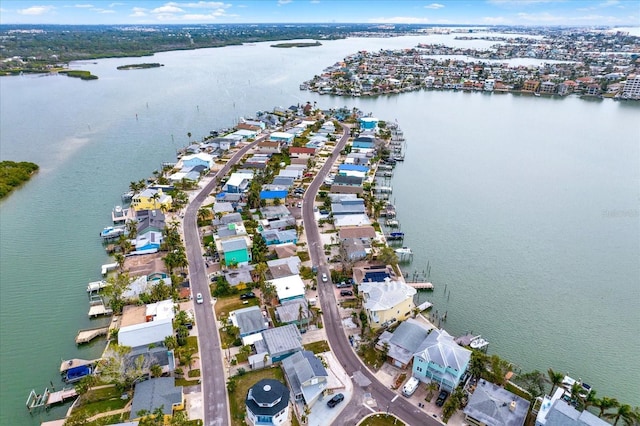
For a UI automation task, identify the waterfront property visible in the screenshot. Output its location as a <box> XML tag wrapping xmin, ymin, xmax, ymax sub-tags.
<box><xmin>358</xmin><ymin>277</ymin><xmax>416</xmax><ymax>328</ymax></box>
<box><xmin>376</xmin><ymin>318</ymin><xmax>432</xmax><ymax>369</ymax></box>
<box><xmin>131</xmin><ymin>188</ymin><xmax>172</xmax><ymax>211</ymax></box>
<box><xmin>463</xmin><ymin>379</ymin><xmax>530</xmax><ymax>426</ymax></box>
<box><xmin>535</xmin><ymin>387</ymin><xmax>609</xmax><ymax>426</ymax></box>
<box><xmin>130</xmin><ymin>377</ymin><xmax>184</xmax><ymax>423</ymax></box>
<box><xmin>412</xmin><ymin>328</ymin><xmax>471</xmax><ymax>392</ymax></box>
<box><xmin>246</xmin><ymin>379</ymin><xmax>291</xmax><ymax>426</ymax></box>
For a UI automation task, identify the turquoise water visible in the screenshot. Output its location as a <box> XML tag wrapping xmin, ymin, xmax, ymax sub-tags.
<box><xmin>1</xmin><ymin>35</ymin><xmax>638</xmax><ymax>424</ymax></box>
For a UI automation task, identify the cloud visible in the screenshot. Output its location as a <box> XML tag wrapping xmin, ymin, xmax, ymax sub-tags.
<box><xmin>130</xmin><ymin>7</ymin><xmax>148</xmax><ymax>17</ymax></box>
<box><xmin>152</xmin><ymin>5</ymin><xmax>185</xmax><ymax>14</ymax></box>
<box><xmin>179</xmin><ymin>1</ymin><xmax>231</xmax><ymax>7</ymax></box>
<box><xmin>369</xmin><ymin>16</ymin><xmax>431</xmax><ymax>24</ymax></box>
<box><xmin>95</xmin><ymin>9</ymin><xmax>116</xmax><ymax>13</ymax></box>
<box><xmin>310</xmin><ymin>0</ymin><xmax>320</xmax><ymax>3</ymax></box>
<box><xmin>424</xmin><ymin>3</ymin><xmax>444</xmax><ymax>9</ymax></box>
<box><xmin>487</xmin><ymin>0</ymin><xmax>558</xmax><ymax>6</ymax></box>
<box><xmin>482</xmin><ymin>16</ymin><xmax>510</xmax><ymax>23</ymax></box>
<box><xmin>75</xmin><ymin>4</ymin><xmax>94</xmax><ymax>8</ymax></box>
<box><xmin>278</xmin><ymin>0</ymin><xmax>293</xmax><ymax>5</ymax></box>
<box><xmin>17</xmin><ymin>5</ymin><xmax>55</xmax><ymax>15</ymax></box>
<box><xmin>109</xmin><ymin>2</ymin><xmax>126</xmax><ymax>7</ymax></box>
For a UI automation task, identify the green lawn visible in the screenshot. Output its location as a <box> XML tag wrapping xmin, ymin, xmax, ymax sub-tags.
<box><xmin>72</xmin><ymin>386</ymin><xmax>129</xmax><ymax>418</ymax></box>
<box><xmin>214</xmin><ymin>294</ymin><xmax>260</xmax><ymax>318</ymax></box>
<box><xmin>175</xmin><ymin>377</ymin><xmax>200</xmax><ymax>387</ymax></box>
<box><xmin>87</xmin><ymin>413</ymin><xmax>129</xmax><ymax>425</ymax></box>
<box><xmin>360</xmin><ymin>414</ymin><xmax>406</xmax><ymax>426</ymax></box>
<box><xmin>303</xmin><ymin>340</ymin><xmax>331</xmax><ymax>354</ymax></box>
<box><xmin>228</xmin><ymin>367</ymin><xmax>286</xmax><ymax>426</ymax></box>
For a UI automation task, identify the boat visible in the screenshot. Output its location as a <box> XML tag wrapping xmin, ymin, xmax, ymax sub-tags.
<box><xmin>385</xmin><ymin>219</ymin><xmax>399</xmax><ymax>227</ymax></box>
<box><xmin>121</xmin><ymin>191</ymin><xmax>134</xmax><ymax>202</ymax></box>
<box><xmin>470</xmin><ymin>335</ymin><xmax>489</xmax><ymax>350</ymax></box>
<box><xmin>387</xmin><ymin>232</ymin><xmax>404</xmax><ymax>240</ymax></box>
<box><xmin>100</xmin><ymin>226</ymin><xmax>125</xmax><ymax>239</ymax></box>
<box><xmin>63</xmin><ymin>365</ymin><xmax>92</xmax><ymax>383</ymax></box>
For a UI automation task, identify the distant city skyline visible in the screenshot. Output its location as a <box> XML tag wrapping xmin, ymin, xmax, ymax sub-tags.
<box><xmin>0</xmin><ymin>0</ymin><xmax>638</xmax><ymax>26</ymax></box>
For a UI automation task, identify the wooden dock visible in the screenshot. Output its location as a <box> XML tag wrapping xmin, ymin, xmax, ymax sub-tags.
<box><xmin>407</xmin><ymin>282</ymin><xmax>434</xmax><ymax>290</ymax></box>
<box><xmin>26</xmin><ymin>387</ymin><xmax>77</xmax><ymax>411</ymax></box>
<box><xmin>75</xmin><ymin>327</ymin><xmax>108</xmax><ymax>344</ymax></box>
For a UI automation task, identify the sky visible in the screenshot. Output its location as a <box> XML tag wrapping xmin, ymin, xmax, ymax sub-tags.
<box><xmin>0</xmin><ymin>0</ymin><xmax>638</xmax><ymax>26</ymax></box>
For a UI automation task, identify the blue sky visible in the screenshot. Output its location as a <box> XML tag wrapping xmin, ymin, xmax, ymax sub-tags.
<box><xmin>0</xmin><ymin>0</ymin><xmax>638</xmax><ymax>26</ymax></box>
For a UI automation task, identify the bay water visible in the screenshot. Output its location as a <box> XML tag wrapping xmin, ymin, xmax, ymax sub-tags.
<box><xmin>1</xmin><ymin>34</ymin><xmax>638</xmax><ymax>424</ymax></box>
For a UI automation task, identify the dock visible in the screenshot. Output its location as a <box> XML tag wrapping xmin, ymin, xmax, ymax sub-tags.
<box><xmin>101</xmin><ymin>262</ymin><xmax>117</xmax><ymax>275</ymax></box>
<box><xmin>88</xmin><ymin>295</ymin><xmax>112</xmax><ymax>317</ymax></box>
<box><xmin>75</xmin><ymin>326</ymin><xmax>109</xmax><ymax>344</ymax></box>
<box><xmin>26</xmin><ymin>387</ymin><xmax>77</xmax><ymax>411</ymax></box>
<box><xmin>60</xmin><ymin>358</ymin><xmax>98</xmax><ymax>374</ymax></box>
<box><xmin>86</xmin><ymin>280</ymin><xmax>108</xmax><ymax>293</ymax></box>
<box><xmin>407</xmin><ymin>282</ymin><xmax>434</xmax><ymax>290</ymax></box>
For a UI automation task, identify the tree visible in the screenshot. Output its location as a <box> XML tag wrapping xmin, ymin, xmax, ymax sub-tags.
<box><xmin>114</xmin><ymin>253</ymin><xmax>126</xmax><ymax>272</ymax></box>
<box><xmin>377</xmin><ymin>246</ymin><xmax>399</xmax><ymax>267</ymax></box>
<box><xmin>150</xmin><ymin>363</ymin><xmax>162</xmax><ymax>378</ymax></box>
<box><xmin>100</xmin><ymin>344</ymin><xmax>149</xmax><ymax>392</ymax></box>
<box><xmin>606</xmin><ymin>404</ymin><xmax>634</xmax><ymax>426</ymax></box>
<box><xmin>425</xmin><ymin>381</ymin><xmax>439</xmax><ymax>402</ymax></box>
<box><xmin>260</xmin><ymin>280</ymin><xmax>277</xmax><ymax>306</ymax></box>
<box><xmin>252</xmin><ymin>231</ymin><xmax>268</xmax><ymax>263</ymax></box>
<box><xmin>103</xmin><ymin>272</ymin><xmax>133</xmax><ymax>314</ymax></box>
<box><xmin>469</xmin><ymin>350</ymin><xmax>489</xmax><ymax>381</ymax></box>
<box><xmin>253</xmin><ymin>262</ymin><xmax>269</xmax><ymax>285</ymax></box>
<box><xmin>547</xmin><ymin>368</ymin><xmax>564</xmax><ymax>397</ymax></box>
<box><xmin>596</xmin><ymin>397</ymin><xmax>620</xmax><ymax>418</ymax></box>
<box><xmin>125</xmin><ymin>219</ymin><xmax>138</xmax><ymax>239</ymax></box>
<box><xmin>441</xmin><ymin>387</ymin><xmax>465</xmax><ymax>423</ymax></box>
<box><xmin>63</xmin><ymin>410</ymin><xmax>89</xmax><ymax>426</ymax></box>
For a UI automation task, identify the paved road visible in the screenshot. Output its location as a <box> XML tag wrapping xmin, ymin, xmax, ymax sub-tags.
<box><xmin>183</xmin><ymin>135</ymin><xmax>266</xmax><ymax>426</ymax></box>
<box><xmin>302</xmin><ymin>125</ymin><xmax>441</xmax><ymax>426</ymax></box>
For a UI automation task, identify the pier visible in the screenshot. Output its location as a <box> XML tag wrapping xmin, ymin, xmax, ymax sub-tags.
<box><xmin>86</xmin><ymin>280</ymin><xmax>107</xmax><ymax>293</ymax></box>
<box><xmin>26</xmin><ymin>387</ymin><xmax>78</xmax><ymax>411</ymax></box>
<box><xmin>101</xmin><ymin>262</ymin><xmax>117</xmax><ymax>275</ymax></box>
<box><xmin>407</xmin><ymin>282</ymin><xmax>434</xmax><ymax>290</ymax></box>
<box><xmin>75</xmin><ymin>326</ymin><xmax>109</xmax><ymax>344</ymax></box>
<box><xmin>88</xmin><ymin>295</ymin><xmax>112</xmax><ymax>317</ymax></box>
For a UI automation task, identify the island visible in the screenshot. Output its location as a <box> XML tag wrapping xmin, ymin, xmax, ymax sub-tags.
<box><xmin>58</xmin><ymin>70</ymin><xmax>98</xmax><ymax>80</ymax></box>
<box><xmin>0</xmin><ymin>161</ymin><xmax>39</xmax><ymax>199</ymax></box>
<box><xmin>117</xmin><ymin>63</ymin><xmax>164</xmax><ymax>70</ymax></box>
<box><xmin>270</xmin><ymin>41</ymin><xmax>322</xmax><ymax>48</ymax></box>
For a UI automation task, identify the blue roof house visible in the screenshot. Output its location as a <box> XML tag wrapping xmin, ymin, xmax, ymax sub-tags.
<box><xmin>260</xmin><ymin>190</ymin><xmax>288</xmax><ymax>205</ymax></box>
<box><xmin>360</xmin><ymin>117</ymin><xmax>379</xmax><ymax>131</ymax></box>
<box><xmin>412</xmin><ymin>329</ymin><xmax>471</xmax><ymax>392</ymax></box>
<box><xmin>339</xmin><ymin>164</ymin><xmax>369</xmax><ymax>174</ymax></box>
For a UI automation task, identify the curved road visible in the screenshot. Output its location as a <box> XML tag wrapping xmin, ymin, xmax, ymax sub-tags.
<box><xmin>302</xmin><ymin>125</ymin><xmax>440</xmax><ymax>426</ymax></box>
<box><xmin>183</xmin><ymin>135</ymin><xmax>266</xmax><ymax>426</ymax></box>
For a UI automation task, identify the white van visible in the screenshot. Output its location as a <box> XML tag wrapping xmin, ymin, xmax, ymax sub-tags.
<box><xmin>402</xmin><ymin>377</ymin><xmax>419</xmax><ymax>397</ymax></box>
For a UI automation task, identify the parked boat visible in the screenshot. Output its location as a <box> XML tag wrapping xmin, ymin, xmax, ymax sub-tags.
<box><xmin>63</xmin><ymin>365</ymin><xmax>92</xmax><ymax>383</ymax></box>
<box><xmin>100</xmin><ymin>226</ymin><xmax>125</xmax><ymax>239</ymax></box>
<box><xmin>470</xmin><ymin>335</ymin><xmax>489</xmax><ymax>350</ymax></box>
<box><xmin>385</xmin><ymin>219</ymin><xmax>399</xmax><ymax>227</ymax></box>
<box><xmin>387</xmin><ymin>231</ymin><xmax>404</xmax><ymax>240</ymax></box>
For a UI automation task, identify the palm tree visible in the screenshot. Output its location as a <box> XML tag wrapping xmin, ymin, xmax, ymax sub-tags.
<box><xmin>582</xmin><ymin>390</ymin><xmax>598</xmax><ymax>411</ymax></box>
<box><xmin>425</xmin><ymin>381</ymin><xmax>439</xmax><ymax>402</ymax></box>
<box><xmin>114</xmin><ymin>253</ymin><xmax>125</xmax><ymax>272</ymax></box>
<box><xmin>547</xmin><ymin>368</ymin><xmax>564</xmax><ymax>397</ymax></box>
<box><xmin>125</xmin><ymin>219</ymin><xmax>138</xmax><ymax>239</ymax></box>
<box><xmin>469</xmin><ymin>350</ymin><xmax>489</xmax><ymax>381</ymax></box>
<box><xmin>606</xmin><ymin>404</ymin><xmax>634</xmax><ymax>426</ymax></box>
<box><xmin>150</xmin><ymin>192</ymin><xmax>161</xmax><ymax>210</ymax></box>
<box><xmin>596</xmin><ymin>397</ymin><xmax>620</xmax><ymax>418</ymax></box>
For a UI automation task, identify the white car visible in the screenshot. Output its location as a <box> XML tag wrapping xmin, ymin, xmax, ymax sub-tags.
<box><xmin>321</xmin><ymin>273</ymin><xmax>328</xmax><ymax>283</ymax></box>
<box><xmin>196</xmin><ymin>293</ymin><xmax>204</xmax><ymax>304</ymax></box>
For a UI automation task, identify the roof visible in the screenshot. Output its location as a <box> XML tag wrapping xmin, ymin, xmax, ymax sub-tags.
<box><xmin>414</xmin><ymin>328</ymin><xmax>471</xmax><ymax>373</ymax></box>
<box><xmin>333</xmin><ymin>214</ymin><xmax>371</xmax><ymax>227</ymax></box>
<box><xmin>339</xmin><ymin>164</ymin><xmax>369</xmax><ymax>172</ymax></box>
<box><xmin>276</xmin><ymin>299</ymin><xmax>310</xmax><ymax>323</ymax></box>
<box><xmin>269</xmin><ymin>275</ymin><xmax>306</xmax><ymax>301</ymax></box>
<box><xmin>246</xmin><ymin>379</ymin><xmax>290</xmax><ymax>417</ymax></box>
<box><xmin>126</xmin><ymin>346</ymin><xmax>172</xmax><ymax>371</ymax></box>
<box><xmin>333</xmin><ymin>175</ymin><xmax>364</xmax><ymax>186</ymax></box>
<box><xmin>232</xmin><ymin>306</ymin><xmax>268</xmax><ymax>336</ymax></box>
<box><xmin>118</xmin><ymin>318</ymin><xmax>173</xmax><ymax>348</ymax></box>
<box><xmin>360</xmin><ymin>279</ymin><xmax>416</xmax><ymax>312</ymax></box>
<box><xmin>268</xmin><ymin>256</ymin><xmax>301</xmax><ymax>279</ymax></box>
<box><xmin>290</xmin><ymin>147</ymin><xmax>316</xmax><ymax>155</ymax></box>
<box><xmin>539</xmin><ymin>398</ymin><xmax>610</xmax><ymax>426</ymax></box>
<box><xmin>463</xmin><ymin>380</ymin><xmax>530</xmax><ymax>426</ymax></box>
<box><xmin>261</xmin><ymin>324</ymin><xmax>302</xmax><ymax>356</ymax></box>
<box><xmin>273</xmin><ymin>243</ymin><xmax>298</xmax><ymax>259</ymax></box>
<box><xmin>260</xmin><ymin>190</ymin><xmax>288</xmax><ymax>199</ymax></box>
<box><xmin>224</xmin><ymin>266</ymin><xmax>254</xmax><ymax>286</ymax></box>
<box><xmin>339</xmin><ymin>226</ymin><xmax>376</xmax><ymax>240</ymax></box>
<box><xmin>282</xmin><ymin>350</ymin><xmax>328</xmax><ymax>402</ymax></box>
<box><xmin>221</xmin><ymin>238</ymin><xmax>248</xmax><ymax>253</ymax></box>
<box><xmin>380</xmin><ymin>318</ymin><xmax>432</xmax><ymax>365</ymax></box>
<box><xmin>131</xmin><ymin>377</ymin><xmax>183</xmax><ymax>417</ymax></box>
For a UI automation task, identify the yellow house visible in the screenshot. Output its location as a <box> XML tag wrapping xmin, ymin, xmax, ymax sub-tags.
<box><xmin>130</xmin><ymin>377</ymin><xmax>184</xmax><ymax>424</ymax></box>
<box><xmin>359</xmin><ymin>278</ymin><xmax>417</xmax><ymax>329</ymax></box>
<box><xmin>131</xmin><ymin>188</ymin><xmax>173</xmax><ymax>212</ymax></box>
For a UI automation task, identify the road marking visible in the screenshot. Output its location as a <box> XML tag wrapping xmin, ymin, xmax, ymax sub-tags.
<box><xmin>363</xmin><ymin>403</ymin><xmax>377</xmax><ymax>413</ymax></box>
<box><xmin>391</xmin><ymin>394</ymin><xmax>399</xmax><ymax>402</ymax></box>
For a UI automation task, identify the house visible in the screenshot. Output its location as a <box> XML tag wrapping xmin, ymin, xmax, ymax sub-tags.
<box><xmin>377</xmin><ymin>318</ymin><xmax>433</xmax><ymax>369</ymax></box>
<box><xmin>131</xmin><ymin>377</ymin><xmax>184</xmax><ymax>422</ymax></box>
<box><xmin>267</xmin><ymin>256</ymin><xmax>302</xmax><ymax>279</ymax></box>
<box><xmin>220</xmin><ymin>237</ymin><xmax>252</xmax><ymax>266</ymax></box>
<box><xmin>339</xmin><ymin>226</ymin><xmax>376</xmax><ymax>241</ymax></box>
<box><xmin>118</xmin><ymin>317</ymin><xmax>174</xmax><ymax>349</ymax></box>
<box><xmin>275</xmin><ymin>298</ymin><xmax>310</xmax><ymax>325</ymax></box>
<box><xmin>536</xmin><ymin>387</ymin><xmax>609</xmax><ymax>426</ymax></box>
<box><xmin>181</xmin><ymin>152</ymin><xmax>214</xmax><ymax>170</ymax></box>
<box><xmin>232</xmin><ymin>129</ymin><xmax>258</xmax><ymax>140</ymax></box>
<box><xmin>133</xmin><ymin>230</ymin><xmax>163</xmax><ymax>254</ymax></box>
<box><xmin>254</xmin><ymin>324</ymin><xmax>303</xmax><ymax>363</ymax></box>
<box><xmin>135</xmin><ymin>209</ymin><xmax>165</xmax><ymax>234</ymax></box>
<box><xmin>237</xmin><ymin>122</ymin><xmax>263</xmax><ymax>133</ymax></box>
<box><xmin>223</xmin><ymin>266</ymin><xmax>254</xmax><ymax>287</ymax></box>
<box><xmin>359</xmin><ymin>278</ymin><xmax>416</xmax><ymax>328</ymax></box>
<box><xmin>464</xmin><ymin>380</ymin><xmax>530</xmax><ymax>426</ymax></box>
<box><xmin>257</xmin><ymin>141</ymin><xmax>283</xmax><ymax>154</ymax></box>
<box><xmin>353</xmin><ymin>264</ymin><xmax>398</xmax><ymax>284</ymax></box>
<box><xmin>523</xmin><ymin>80</ymin><xmax>540</xmax><ymax>92</ymax></box>
<box><xmin>223</xmin><ymin>171</ymin><xmax>254</xmax><ymax>193</ymax></box>
<box><xmin>342</xmin><ymin>238</ymin><xmax>368</xmax><ymax>261</ymax></box>
<box><xmin>260</xmin><ymin>216</ymin><xmax>296</xmax><ymax>232</ymax></box>
<box><xmin>259</xmin><ymin>190</ymin><xmax>288</xmax><ymax>205</ymax></box>
<box><xmin>261</xmin><ymin>229</ymin><xmax>298</xmax><ymax>246</ymax></box>
<box><xmin>269</xmin><ymin>275</ymin><xmax>306</xmax><ymax>302</ymax></box>
<box><xmin>230</xmin><ymin>306</ymin><xmax>269</xmax><ymax>342</ymax></box>
<box><xmin>332</xmin><ymin>174</ymin><xmax>364</xmax><ymax>187</ymax></box>
<box><xmin>131</xmin><ymin>188</ymin><xmax>173</xmax><ymax>212</ymax></box>
<box><xmin>412</xmin><ymin>328</ymin><xmax>471</xmax><ymax>392</ymax></box>
<box><xmin>622</xmin><ymin>75</ymin><xmax>640</xmax><ymax>100</ymax></box>
<box><xmin>269</xmin><ymin>131</ymin><xmax>294</xmax><ymax>144</ymax></box>
<box><xmin>245</xmin><ymin>154</ymin><xmax>270</xmax><ymax>169</ymax></box>
<box><xmin>331</xmin><ymin>197</ymin><xmax>366</xmax><ymax>215</ymax></box>
<box><xmin>338</xmin><ymin>164</ymin><xmax>369</xmax><ymax>175</ymax></box>
<box><xmin>125</xmin><ymin>346</ymin><xmax>175</xmax><ymax>376</ymax></box>
<box><xmin>246</xmin><ymin>379</ymin><xmax>290</xmax><ymax>426</ymax></box>
<box><xmin>360</xmin><ymin>117</ymin><xmax>379</xmax><ymax>131</ymax></box>
<box><xmin>282</xmin><ymin>350</ymin><xmax>329</xmax><ymax>406</ymax></box>
<box><xmin>289</xmin><ymin>147</ymin><xmax>316</xmax><ymax>159</ymax></box>
<box><xmin>272</xmin><ymin>176</ymin><xmax>295</xmax><ymax>187</ymax></box>
<box><xmin>539</xmin><ymin>81</ymin><xmax>556</xmax><ymax>94</ymax></box>
<box><xmin>272</xmin><ymin>242</ymin><xmax>298</xmax><ymax>259</ymax></box>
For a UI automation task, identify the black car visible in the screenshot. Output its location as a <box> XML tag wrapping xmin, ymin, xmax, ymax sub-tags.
<box><xmin>327</xmin><ymin>393</ymin><xmax>344</xmax><ymax>408</ymax></box>
<box><xmin>240</xmin><ymin>292</ymin><xmax>256</xmax><ymax>300</ymax></box>
<box><xmin>340</xmin><ymin>290</ymin><xmax>353</xmax><ymax>296</ymax></box>
<box><xmin>435</xmin><ymin>390</ymin><xmax>449</xmax><ymax>407</ymax></box>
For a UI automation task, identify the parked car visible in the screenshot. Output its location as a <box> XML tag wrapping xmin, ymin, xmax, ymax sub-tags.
<box><xmin>321</xmin><ymin>273</ymin><xmax>328</xmax><ymax>283</ymax></box>
<box><xmin>327</xmin><ymin>393</ymin><xmax>344</xmax><ymax>408</ymax></box>
<box><xmin>240</xmin><ymin>292</ymin><xmax>256</xmax><ymax>300</ymax></box>
<box><xmin>336</xmin><ymin>281</ymin><xmax>352</xmax><ymax>288</ymax></box>
<box><xmin>297</xmin><ymin>202</ymin><xmax>302</xmax><ymax>208</ymax></box>
<box><xmin>435</xmin><ymin>390</ymin><xmax>449</xmax><ymax>407</ymax></box>
<box><xmin>340</xmin><ymin>290</ymin><xmax>353</xmax><ymax>297</ymax></box>
<box><xmin>196</xmin><ymin>293</ymin><xmax>204</xmax><ymax>304</ymax></box>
